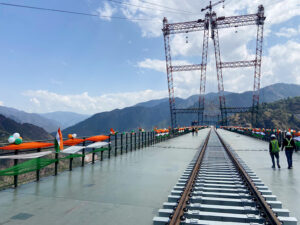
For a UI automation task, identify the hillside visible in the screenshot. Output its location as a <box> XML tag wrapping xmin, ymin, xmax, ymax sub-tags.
<box><xmin>40</xmin><ymin>111</ymin><xmax>90</xmax><ymax>130</ymax></box>
<box><xmin>135</xmin><ymin>98</ymin><xmax>168</xmax><ymax>108</ymax></box>
<box><xmin>63</xmin><ymin>104</ymin><xmax>170</xmax><ymax>136</ymax></box>
<box><xmin>136</xmin><ymin>83</ymin><xmax>300</xmax><ymax>112</ymax></box>
<box><xmin>63</xmin><ymin>83</ymin><xmax>300</xmax><ymax>135</ymax></box>
<box><xmin>206</xmin><ymin>83</ymin><xmax>300</xmax><ymax>108</ymax></box>
<box><xmin>229</xmin><ymin>96</ymin><xmax>300</xmax><ymax>130</ymax></box>
<box><xmin>0</xmin><ymin>106</ymin><xmax>59</xmax><ymax>133</ymax></box>
<box><xmin>0</xmin><ymin>114</ymin><xmax>53</xmax><ymax>142</ymax></box>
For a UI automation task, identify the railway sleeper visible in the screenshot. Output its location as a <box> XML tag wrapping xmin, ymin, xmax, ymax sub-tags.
<box><xmin>153</xmin><ymin>129</ymin><xmax>297</xmax><ymax>225</ymax></box>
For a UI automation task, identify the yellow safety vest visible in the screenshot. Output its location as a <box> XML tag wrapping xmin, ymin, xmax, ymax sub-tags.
<box><xmin>271</xmin><ymin>140</ymin><xmax>280</xmax><ymax>153</ymax></box>
<box><xmin>286</xmin><ymin>138</ymin><xmax>293</xmax><ymax>148</ymax></box>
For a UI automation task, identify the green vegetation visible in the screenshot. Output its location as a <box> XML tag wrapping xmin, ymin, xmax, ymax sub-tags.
<box><xmin>229</xmin><ymin>96</ymin><xmax>300</xmax><ymax>130</ymax></box>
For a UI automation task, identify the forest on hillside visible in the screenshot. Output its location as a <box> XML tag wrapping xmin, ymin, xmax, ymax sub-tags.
<box><xmin>229</xmin><ymin>97</ymin><xmax>300</xmax><ymax>130</ymax></box>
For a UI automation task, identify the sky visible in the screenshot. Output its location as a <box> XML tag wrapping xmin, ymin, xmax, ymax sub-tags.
<box><xmin>0</xmin><ymin>0</ymin><xmax>299</xmax><ymax>115</ymax></box>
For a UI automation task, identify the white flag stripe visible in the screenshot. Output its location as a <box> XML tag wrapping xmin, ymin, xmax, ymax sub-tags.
<box><xmin>61</xmin><ymin>146</ymin><xmax>85</xmax><ymax>154</ymax></box>
<box><xmin>86</xmin><ymin>142</ymin><xmax>108</xmax><ymax>148</ymax></box>
<box><xmin>0</xmin><ymin>151</ymin><xmax>52</xmax><ymax>159</ymax></box>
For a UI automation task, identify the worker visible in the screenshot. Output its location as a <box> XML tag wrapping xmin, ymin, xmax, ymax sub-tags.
<box><xmin>192</xmin><ymin>127</ymin><xmax>195</xmax><ymax>136</ymax></box>
<box><xmin>195</xmin><ymin>127</ymin><xmax>198</xmax><ymax>136</ymax></box>
<box><xmin>281</xmin><ymin>132</ymin><xmax>296</xmax><ymax>169</ymax></box>
<box><xmin>269</xmin><ymin>134</ymin><xmax>280</xmax><ymax>168</ymax></box>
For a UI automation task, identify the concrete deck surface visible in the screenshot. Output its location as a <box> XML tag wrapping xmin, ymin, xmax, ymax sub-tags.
<box><xmin>218</xmin><ymin>129</ymin><xmax>300</xmax><ymax>221</ymax></box>
<box><xmin>0</xmin><ymin>129</ymin><xmax>209</xmax><ymax>225</ymax></box>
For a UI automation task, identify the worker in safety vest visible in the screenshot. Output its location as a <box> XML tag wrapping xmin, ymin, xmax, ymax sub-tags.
<box><xmin>281</xmin><ymin>132</ymin><xmax>296</xmax><ymax>169</ymax></box>
<box><xmin>269</xmin><ymin>134</ymin><xmax>281</xmax><ymax>169</ymax></box>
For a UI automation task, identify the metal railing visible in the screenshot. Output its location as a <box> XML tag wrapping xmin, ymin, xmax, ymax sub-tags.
<box><xmin>0</xmin><ymin>129</ymin><xmax>190</xmax><ymax>190</ymax></box>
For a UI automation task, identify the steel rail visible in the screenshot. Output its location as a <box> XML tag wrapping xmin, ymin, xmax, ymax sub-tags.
<box><xmin>215</xmin><ymin>130</ymin><xmax>282</xmax><ymax>225</ymax></box>
<box><xmin>169</xmin><ymin>128</ymin><xmax>281</xmax><ymax>225</ymax></box>
<box><xmin>169</xmin><ymin>129</ymin><xmax>211</xmax><ymax>225</ymax></box>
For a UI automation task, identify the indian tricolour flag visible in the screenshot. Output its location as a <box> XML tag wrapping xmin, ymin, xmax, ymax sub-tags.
<box><xmin>55</xmin><ymin>128</ymin><xmax>63</xmax><ymax>153</ymax></box>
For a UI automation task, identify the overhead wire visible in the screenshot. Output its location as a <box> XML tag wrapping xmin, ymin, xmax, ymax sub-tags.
<box><xmin>108</xmin><ymin>0</ymin><xmax>197</xmax><ymax>15</ymax></box>
<box><xmin>0</xmin><ymin>1</ymin><xmax>235</xmax><ymax>25</ymax></box>
<box><xmin>135</xmin><ymin>0</ymin><xmax>195</xmax><ymax>14</ymax></box>
<box><xmin>0</xmin><ymin>2</ymin><xmax>153</xmax><ymax>21</ymax></box>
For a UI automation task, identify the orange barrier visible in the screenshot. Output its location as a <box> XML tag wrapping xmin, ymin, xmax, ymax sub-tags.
<box><xmin>85</xmin><ymin>135</ymin><xmax>109</xmax><ymax>142</ymax></box>
<box><xmin>63</xmin><ymin>138</ymin><xmax>85</xmax><ymax>146</ymax></box>
<box><xmin>0</xmin><ymin>142</ymin><xmax>54</xmax><ymax>150</ymax></box>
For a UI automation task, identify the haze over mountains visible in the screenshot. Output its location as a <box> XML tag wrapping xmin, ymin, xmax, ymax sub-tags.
<box><xmin>0</xmin><ymin>106</ymin><xmax>89</xmax><ymax>133</ymax></box>
<box><xmin>0</xmin><ymin>83</ymin><xmax>299</xmax><ymax>139</ymax></box>
<box><xmin>40</xmin><ymin>111</ymin><xmax>90</xmax><ymax>131</ymax></box>
<box><xmin>136</xmin><ymin>83</ymin><xmax>300</xmax><ymax>109</ymax></box>
<box><xmin>0</xmin><ymin>115</ymin><xmax>53</xmax><ymax>142</ymax></box>
<box><xmin>63</xmin><ymin>83</ymin><xmax>300</xmax><ymax>136</ymax></box>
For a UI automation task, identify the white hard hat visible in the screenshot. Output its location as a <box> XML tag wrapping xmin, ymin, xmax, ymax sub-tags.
<box><xmin>286</xmin><ymin>132</ymin><xmax>291</xmax><ymax>136</ymax></box>
<box><xmin>271</xmin><ymin>134</ymin><xmax>276</xmax><ymax>138</ymax></box>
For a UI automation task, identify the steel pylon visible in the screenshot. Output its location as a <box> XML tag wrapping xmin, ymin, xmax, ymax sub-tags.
<box><xmin>162</xmin><ymin>4</ymin><xmax>265</xmax><ymax>129</ymax></box>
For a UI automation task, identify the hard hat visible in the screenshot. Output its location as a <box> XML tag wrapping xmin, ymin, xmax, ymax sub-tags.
<box><xmin>286</xmin><ymin>132</ymin><xmax>291</xmax><ymax>136</ymax></box>
<box><xmin>271</xmin><ymin>134</ymin><xmax>276</xmax><ymax>138</ymax></box>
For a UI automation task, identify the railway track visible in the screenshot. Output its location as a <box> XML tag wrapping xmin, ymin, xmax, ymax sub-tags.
<box><xmin>153</xmin><ymin>128</ymin><xmax>297</xmax><ymax>225</ymax></box>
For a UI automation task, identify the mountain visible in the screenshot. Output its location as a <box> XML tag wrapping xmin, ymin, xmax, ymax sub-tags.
<box><xmin>260</xmin><ymin>83</ymin><xmax>300</xmax><ymax>102</ymax></box>
<box><xmin>229</xmin><ymin>96</ymin><xmax>300</xmax><ymax>130</ymax></box>
<box><xmin>0</xmin><ymin>106</ymin><xmax>59</xmax><ymax>133</ymax></box>
<box><xmin>135</xmin><ymin>98</ymin><xmax>168</xmax><ymax>108</ymax></box>
<box><xmin>63</xmin><ymin>104</ymin><xmax>170</xmax><ymax>136</ymax></box>
<box><xmin>135</xmin><ymin>91</ymin><xmax>233</xmax><ymax>109</ymax></box>
<box><xmin>0</xmin><ymin>114</ymin><xmax>53</xmax><ymax>142</ymax></box>
<box><xmin>205</xmin><ymin>83</ymin><xmax>300</xmax><ymax>108</ymax></box>
<box><xmin>40</xmin><ymin>111</ymin><xmax>90</xmax><ymax>130</ymax></box>
<box><xmin>63</xmin><ymin>83</ymin><xmax>300</xmax><ymax>136</ymax></box>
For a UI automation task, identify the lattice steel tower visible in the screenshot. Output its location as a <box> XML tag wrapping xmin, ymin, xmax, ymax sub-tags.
<box><xmin>162</xmin><ymin>2</ymin><xmax>265</xmax><ymax>129</ymax></box>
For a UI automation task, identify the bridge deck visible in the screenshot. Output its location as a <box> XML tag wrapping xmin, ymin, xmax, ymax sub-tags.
<box><xmin>0</xmin><ymin>129</ymin><xmax>209</xmax><ymax>225</ymax></box>
<box><xmin>218</xmin><ymin>129</ymin><xmax>300</xmax><ymax>221</ymax></box>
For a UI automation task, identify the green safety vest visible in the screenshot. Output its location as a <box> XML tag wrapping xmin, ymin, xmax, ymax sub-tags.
<box><xmin>271</xmin><ymin>140</ymin><xmax>280</xmax><ymax>153</ymax></box>
<box><xmin>286</xmin><ymin>138</ymin><xmax>293</xmax><ymax>148</ymax></box>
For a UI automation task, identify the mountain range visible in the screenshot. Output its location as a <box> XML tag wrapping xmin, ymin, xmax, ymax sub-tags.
<box><xmin>40</xmin><ymin>111</ymin><xmax>90</xmax><ymax>130</ymax></box>
<box><xmin>136</xmin><ymin>83</ymin><xmax>300</xmax><ymax>109</ymax></box>
<box><xmin>0</xmin><ymin>114</ymin><xmax>53</xmax><ymax>143</ymax></box>
<box><xmin>0</xmin><ymin>83</ymin><xmax>299</xmax><ymax>138</ymax></box>
<box><xmin>0</xmin><ymin>106</ymin><xmax>89</xmax><ymax>133</ymax></box>
<box><xmin>63</xmin><ymin>83</ymin><xmax>300</xmax><ymax>136</ymax></box>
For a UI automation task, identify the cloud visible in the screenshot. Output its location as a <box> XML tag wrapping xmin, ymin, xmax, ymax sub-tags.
<box><xmin>132</xmin><ymin>0</ymin><xmax>300</xmax><ymax>96</ymax></box>
<box><xmin>115</xmin><ymin>0</ymin><xmax>300</xmax><ymax>38</ymax></box>
<box><xmin>275</xmin><ymin>26</ymin><xmax>300</xmax><ymax>38</ymax></box>
<box><xmin>138</xmin><ymin>58</ymin><xmax>194</xmax><ymax>71</ymax></box>
<box><xmin>263</xmin><ymin>0</ymin><xmax>300</xmax><ymax>26</ymax></box>
<box><xmin>23</xmin><ymin>89</ymin><xmax>168</xmax><ymax>114</ymax></box>
<box><xmin>138</xmin><ymin>58</ymin><xmax>202</xmax><ymax>97</ymax></box>
<box><xmin>137</xmin><ymin>57</ymin><xmax>257</xmax><ymax>96</ymax></box>
<box><xmin>138</xmin><ymin>58</ymin><xmax>165</xmax><ymax>72</ymax></box>
<box><xmin>137</xmin><ymin>38</ymin><xmax>300</xmax><ymax>95</ymax></box>
<box><xmin>170</xmin><ymin>33</ymin><xmax>204</xmax><ymax>57</ymax></box>
<box><xmin>0</xmin><ymin>101</ymin><xmax>3</xmax><ymax>106</ymax></box>
<box><xmin>97</xmin><ymin>2</ymin><xmax>117</xmax><ymax>21</ymax></box>
<box><xmin>30</xmin><ymin>98</ymin><xmax>40</xmax><ymax>105</ymax></box>
<box><xmin>116</xmin><ymin>0</ymin><xmax>300</xmax><ymax>73</ymax></box>
<box><xmin>261</xmin><ymin>40</ymin><xmax>300</xmax><ymax>86</ymax></box>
